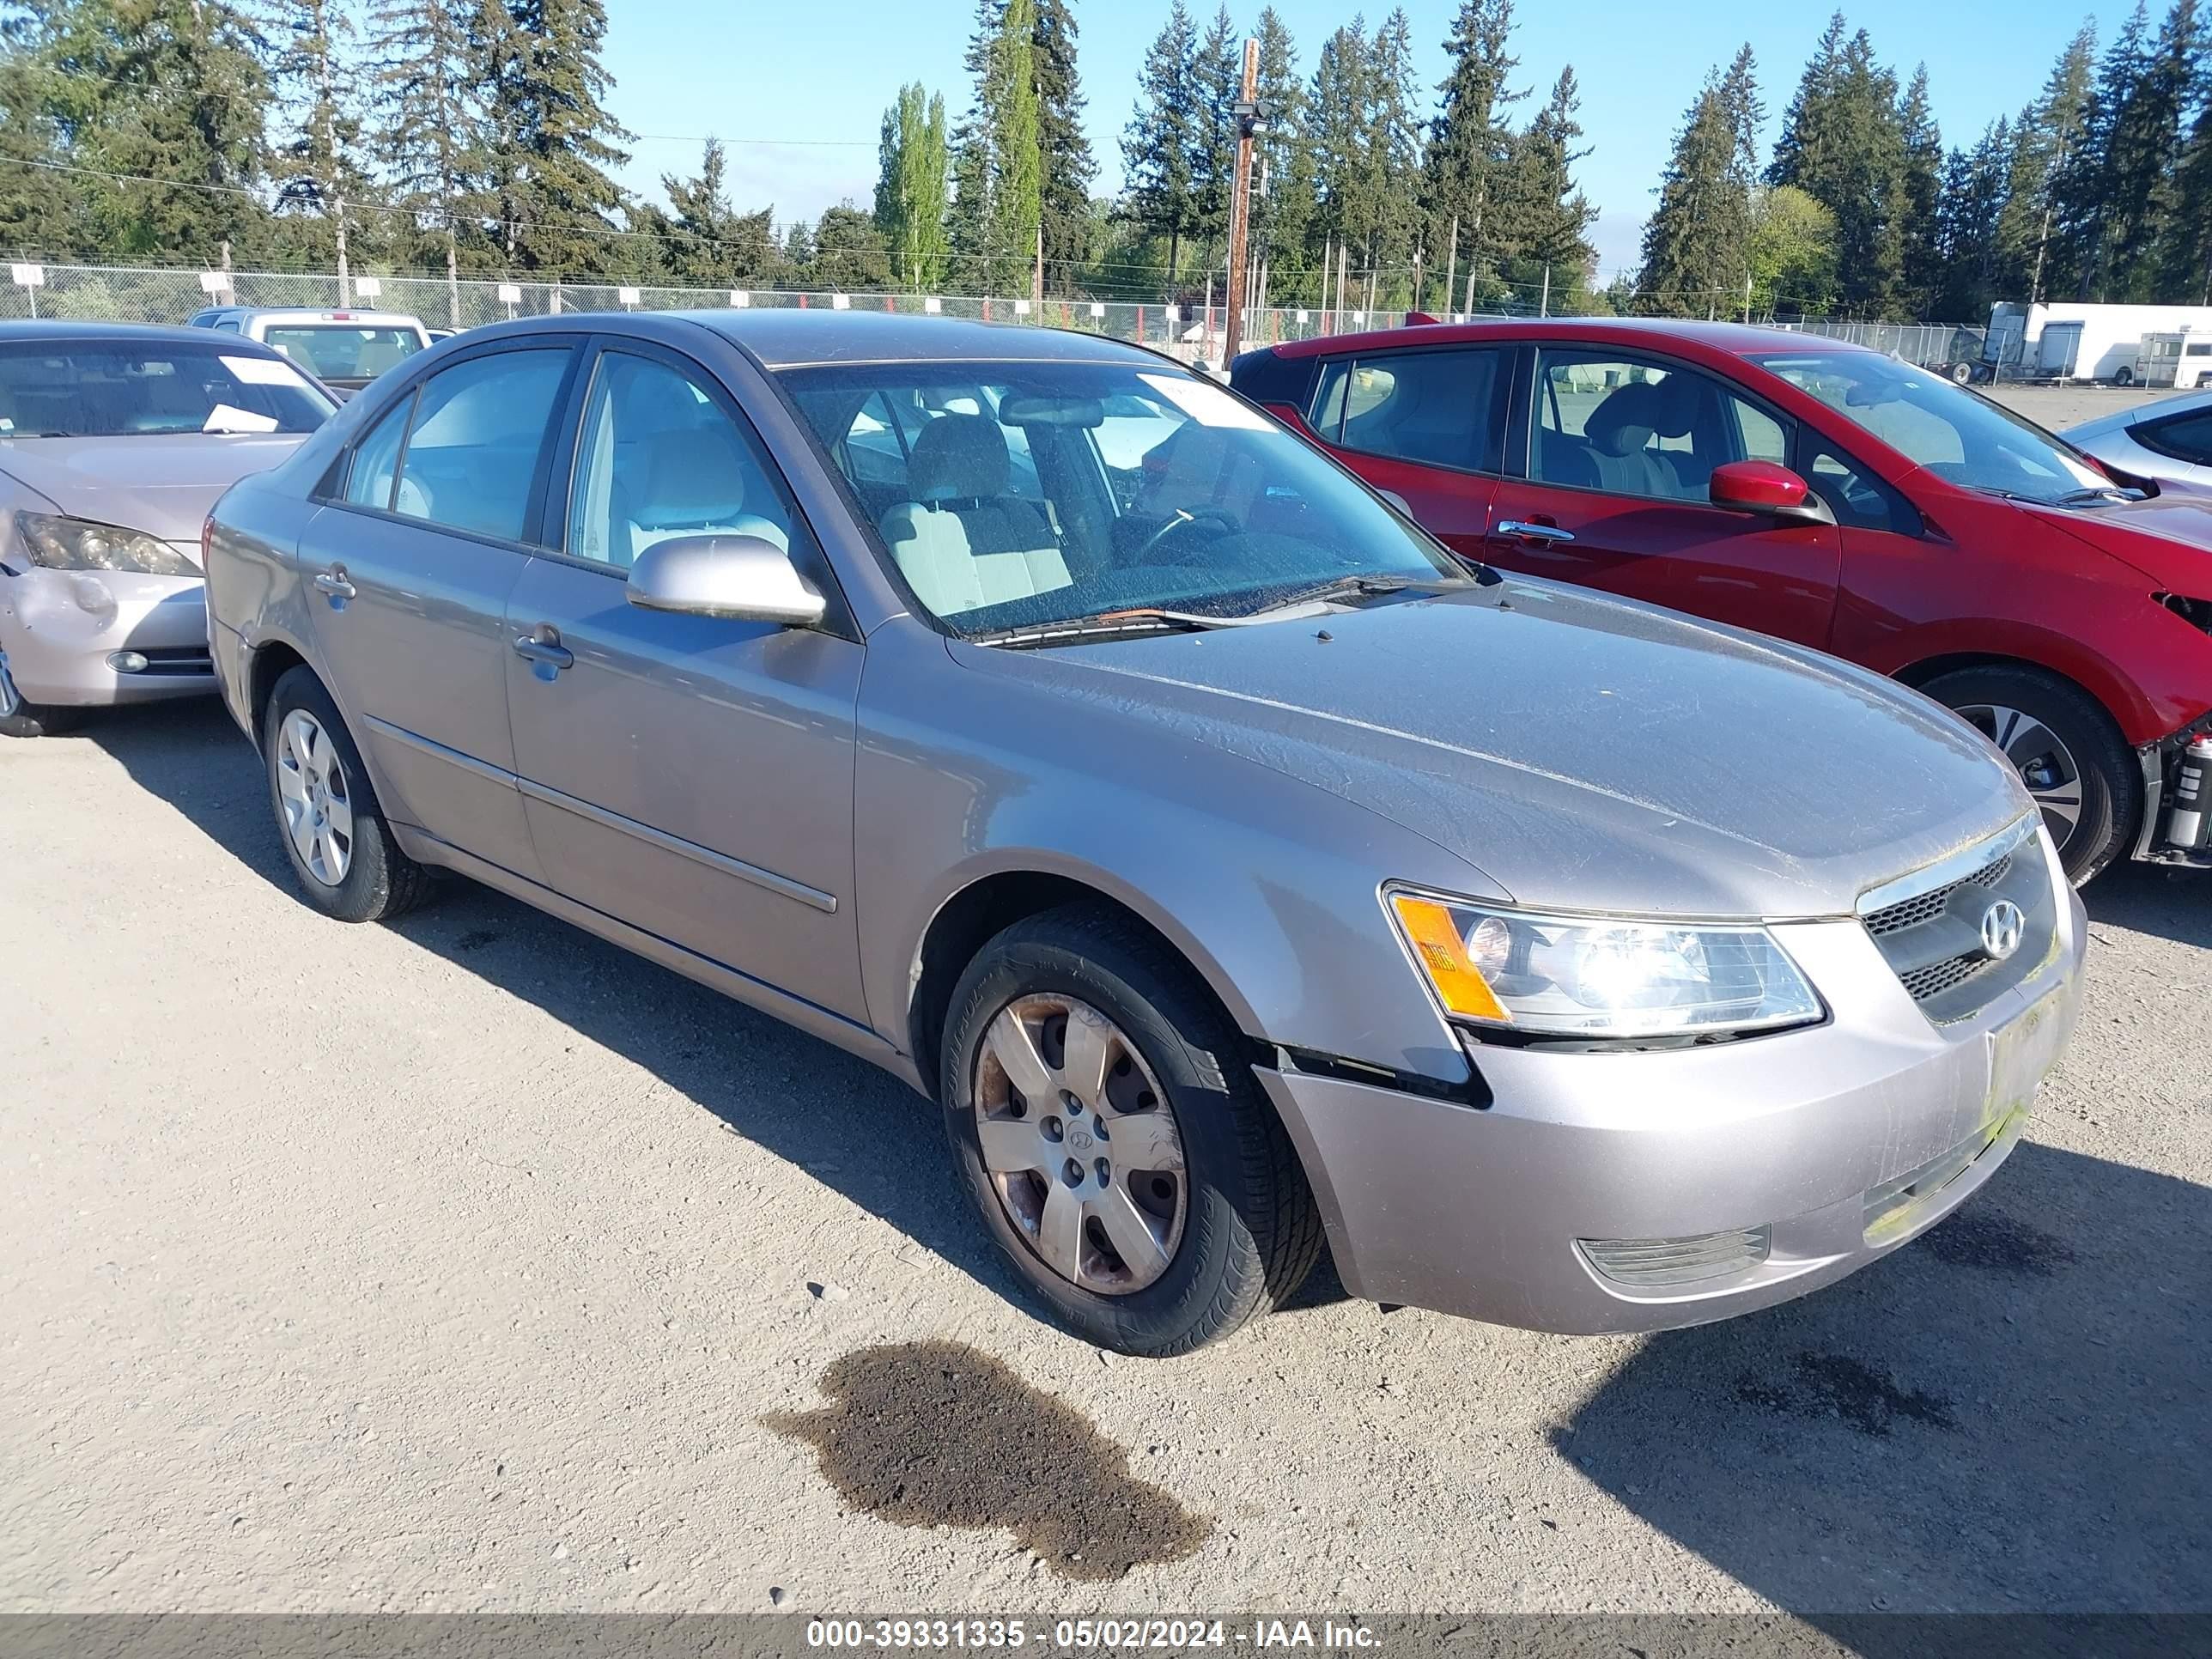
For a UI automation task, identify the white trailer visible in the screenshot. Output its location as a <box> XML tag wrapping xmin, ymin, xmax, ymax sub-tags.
<box><xmin>1983</xmin><ymin>301</ymin><xmax>2212</xmax><ymax>382</ymax></box>
<box><xmin>2130</xmin><ymin>327</ymin><xmax>2212</xmax><ymax>389</ymax></box>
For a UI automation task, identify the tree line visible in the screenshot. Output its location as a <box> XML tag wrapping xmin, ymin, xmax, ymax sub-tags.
<box><xmin>1639</xmin><ymin>4</ymin><xmax>2212</xmax><ymax>320</ymax></box>
<box><xmin>3</xmin><ymin>0</ymin><xmax>2209</xmax><ymax>322</ymax></box>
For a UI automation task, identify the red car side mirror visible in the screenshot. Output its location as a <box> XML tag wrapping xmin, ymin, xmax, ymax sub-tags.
<box><xmin>1710</xmin><ymin>459</ymin><xmax>1833</xmax><ymax>525</ymax></box>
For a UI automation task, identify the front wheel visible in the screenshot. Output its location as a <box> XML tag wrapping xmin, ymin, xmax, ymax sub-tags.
<box><xmin>939</xmin><ymin>904</ymin><xmax>1322</xmax><ymax>1356</ymax></box>
<box><xmin>1923</xmin><ymin>665</ymin><xmax>2138</xmax><ymax>884</ymax></box>
<box><xmin>2112</xmin><ymin>367</ymin><xmax>2135</xmax><ymax>387</ymax></box>
<box><xmin>262</xmin><ymin>666</ymin><xmax>431</xmax><ymax>921</ymax></box>
<box><xmin>0</xmin><ymin>655</ymin><xmax>80</xmax><ymax>738</ymax></box>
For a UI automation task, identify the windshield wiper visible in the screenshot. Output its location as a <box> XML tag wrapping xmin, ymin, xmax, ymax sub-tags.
<box><xmin>968</xmin><ymin>608</ymin><xmax>1243</xmax><ymax>648</ymax></box>
<box><xmin>1236</xmin><ymin>573</ymin><xmax>1463</xmax><ymax>621</ymax></box>
<box><xmin>2051</xmin><ymin>485</ymin><xmax>2144</xmax><ymax>505</ymax></box>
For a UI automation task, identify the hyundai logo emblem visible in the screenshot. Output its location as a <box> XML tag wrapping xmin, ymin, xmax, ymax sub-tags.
<box><xmin>1980</xmin><ymin>899</ymin><xmax>2026</xmax><ymax>961</ymax></box>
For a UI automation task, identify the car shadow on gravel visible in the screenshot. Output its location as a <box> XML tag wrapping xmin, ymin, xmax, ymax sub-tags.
<box><xmin>88</xmin><ymin>700</ymin><xmax>1355</xmax><ymax>1332</ymax></box>
<box><xmin>2083</xmin><ymin>860</ymin><xmax>2212</xmax><ymax>951</ymax></box>
<box><xmin>1555</xmin><ymin>1140</ymin><xmax>2209</xmax><ymax>1630</ymax></box>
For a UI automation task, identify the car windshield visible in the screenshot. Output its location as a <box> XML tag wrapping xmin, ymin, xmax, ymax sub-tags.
<box><xmin>780</xmin><ymin>359</ymin><xmax>1467</xmax><ymax>636</ymax></box>
<box><xmin>258</xmin><ymin>325</ymin><xmax>422</xmax><ymax>382</ymax></box>
<box><xmin>0</xmin><ymin>342</ymin><xmax>336</xmax><ymax>437</ymax></box>
<box><xmin>1748</xmin><ymin>350</ymin><xmax>2108</xmax><ymax>502</ymax></box>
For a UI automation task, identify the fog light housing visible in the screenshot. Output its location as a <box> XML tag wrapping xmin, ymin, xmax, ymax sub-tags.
<box><xmin>106</xmin><ymin>650</ymin><xmax>149</xmax><ymax>673</ymax></box>
<box><xmin>1579</xmin><ymin>1226</ymin><xmax>1771</xmax><ymax>1287</ymax></box>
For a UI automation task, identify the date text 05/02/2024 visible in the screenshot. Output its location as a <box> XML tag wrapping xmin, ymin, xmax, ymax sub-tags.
<box><xmin>805</xmin><ymin>1620</ymin><xmax>1382</xmax><ymax>1650</ymax></box>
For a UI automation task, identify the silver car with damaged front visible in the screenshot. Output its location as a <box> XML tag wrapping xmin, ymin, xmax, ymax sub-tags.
<box><xmin>200</xmin><ymin>311</ymin><xmax>2087</xmax><ymax>1356</ymax></box>
<box><xmin>0</xmin><ymin>322</ymin><xmax>333</xmax><ymax>737</ymax></box>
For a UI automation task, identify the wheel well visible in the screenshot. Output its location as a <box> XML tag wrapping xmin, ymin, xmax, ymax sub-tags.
<box><xmin>1893</xmin><ymin>652</ymin><xmax>2122</xmax><ymax>737</ymax></box>
<box><xmin>246</xmin><ymin>641</ymin><xmax>310</xmax><ymax>738</ymax></box>
<box><xmin>906</xmin><ymin>872</ymin><xmax>1240</xmax><ymax>1099</ymax></box>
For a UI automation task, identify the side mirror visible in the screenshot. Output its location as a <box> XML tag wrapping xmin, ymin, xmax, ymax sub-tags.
<box><xmin>1709</xmin><ymin>459</ymin><xmax>1833</xmax><ymax>525</ymax></box>
<box><xmin>626</xmin><ymin>534</ymin><xmax>826</xmax><ymax>627</ymax></box>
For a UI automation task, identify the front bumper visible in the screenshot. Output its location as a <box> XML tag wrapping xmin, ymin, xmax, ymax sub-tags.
<box><xmin>1258</xmin><ymin>870</ymin><xmax>2087</xmax><ymax>1335</ymax></box>
<box><xmin>0</xmin><ymin>562</ymin><xmax>214</xmax><ymax>708</ymax></box>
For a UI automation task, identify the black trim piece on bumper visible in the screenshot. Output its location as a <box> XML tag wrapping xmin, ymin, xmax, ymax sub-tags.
<box><xmin>1252</xmin><ymin>1042</ymin><xmax>1494</xmax><ymax>1110</ymax></box>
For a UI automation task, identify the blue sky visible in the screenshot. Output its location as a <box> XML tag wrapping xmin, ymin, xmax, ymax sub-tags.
<box><xmin>599</xmin><ymin>0</ymin><xmax>2132</xmax><ymax>283</ymax></box>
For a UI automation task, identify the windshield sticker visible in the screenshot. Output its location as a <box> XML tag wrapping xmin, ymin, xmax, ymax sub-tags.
<box><xmin>203</xmin><ymin>403</ymin><xmax>280</xmax><ymax>434</ymax></box>
<box><xmin>1138</xmin><ymin>373</ymin><xmax>1272</xmax><ymax>431</ymax></box>
<box><xmin>222</xmin><ymin>354</ymin><xmax>312</xmax><ymax>388</ymax></box>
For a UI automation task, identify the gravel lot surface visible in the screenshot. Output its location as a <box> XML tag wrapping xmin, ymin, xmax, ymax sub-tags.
<box><xmin>3</xmin><ymin>526</ymin><xmax>2208</xmax><ymax>1617</ymax></box>
<box><xmin>1979</xmin><ymin>381</ymin><xmax>2179</xmax><ymax>431</ymax></box>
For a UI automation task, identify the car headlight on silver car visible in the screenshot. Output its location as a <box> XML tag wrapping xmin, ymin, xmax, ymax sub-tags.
<box><xmin>1387</xmin><ymin>888</ymin><xmax>1823</xmax><ymax>1039</ymax></box>
<box><xmin>14</xmin><ymin>511</ymin><xmax>201</xmax><ymax>577</ymax></box>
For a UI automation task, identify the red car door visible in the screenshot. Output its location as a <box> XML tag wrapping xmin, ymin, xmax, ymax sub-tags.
<box><xmin>1296</xmin><ymin>343</ymin><xmax>1513</xmax><ymax>564</ymax></box>
<box><xmin>1484</xmin><ymin>345</ymin><xmax>1843</xmax><ymax>647</ymax></box>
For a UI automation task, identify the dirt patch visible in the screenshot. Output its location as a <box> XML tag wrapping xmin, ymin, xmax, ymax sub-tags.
<box><xmin>1735</xmin><ymin>1353</ymin><xmax>1957</xmax><ymax>1438</ymax></box>
<box><xmin>765</xmin><ymin>1340</ymin><xmax>1209</xmax><ymax>1581</ymax></box>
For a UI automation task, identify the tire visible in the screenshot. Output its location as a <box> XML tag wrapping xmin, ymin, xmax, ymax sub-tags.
<box><xmin>262</xmin><ymin>665</ymin><xmax>431</xmax><ymax>922</ymax></box>
<box><xmin>0</xmin><ymin>656</ymin><xmax>80</xmax><ymax>738</ymax></box>
<box><xmin>1922</xmin><ymin>665</ymin><xmax>2138</xmax><ymax>885</ymax></box>
<box><xmin>939</xmin><ymin>902</ymin><xmax>1323</xmax><ymax>1356</ymax></box>
<box><xmin>2112</xmin><ymin>367</ymin><xmax>2135</xmax><ymax>387</ymax></box>
<box><xmin>1948</xmin><ymin>362</ymin><xmax>1972</xmax><ymax>384</ymax></box>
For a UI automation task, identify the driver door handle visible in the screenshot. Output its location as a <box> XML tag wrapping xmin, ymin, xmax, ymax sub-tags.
<box><xmin>313</xmin><ymin>567</ymin><xmax>356</xmax><ymax>600</ymax></box>
<box><xmin>1497</xmin><ymin>520</ymin><xmax>1576</xmax><ymax>544</ymax></box>
<box><xmin>513</xmin><ymin>625</ymin><xmax>574</xmax><ymax>672</ymax></box>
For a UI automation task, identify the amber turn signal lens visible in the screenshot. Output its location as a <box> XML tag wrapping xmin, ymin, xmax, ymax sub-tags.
<box><xmin>1389</xmin><ymin>893</ymin><xmax>1510</xmax><ymax>1023</ymax></box>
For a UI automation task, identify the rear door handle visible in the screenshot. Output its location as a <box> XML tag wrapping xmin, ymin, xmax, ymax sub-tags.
<box><xmin>313</xmin><ymin>567</ymin><xmax>356</xmax><ymax>600</ymax></box>
<box><xmin>1496</xmin><ymin>520</ymin><xmax>1577</xmax><ymax>544</ymax></box>
<box><xmin>513</xmin><ymin>626</ymin><xmax>574</xmax><ymax>672</ymax></box>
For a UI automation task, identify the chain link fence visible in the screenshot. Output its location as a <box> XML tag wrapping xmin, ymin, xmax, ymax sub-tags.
<box><xmin>2</xmin><ymin>261</ymin><xmax>1986</xmax><ymax>368</ymax></box>
<box><xmin>0</xmin><ymin>261</ymin><xmax>1422</xmax><ymax>361</ymax></box>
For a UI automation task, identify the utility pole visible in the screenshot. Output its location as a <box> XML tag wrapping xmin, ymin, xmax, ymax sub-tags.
<box><xmin>1539</xmin><ymin>264</ymin><xmax>1551</xmax><ymax>319</ymax></box>
<box><xmin>1222</xmin><ymin>37</ymin><xmax>1261</xmax><ymax>362</ymax></box>
<box><xmin>1033</xmin><ymin>221</ymin><xmax>1044</xmax><ymax>309</ymax></box>
<box><xmin>1742</xmin><ymin>269</ymin><xmax>1753</xmax><ymax>323</ymax></box>
<box><xmin>1443</xmin><ymin>216</ymin><xmax>1457</xmax><ymax>318</ymax></box>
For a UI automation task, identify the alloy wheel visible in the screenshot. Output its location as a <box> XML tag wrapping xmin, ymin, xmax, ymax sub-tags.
<box><xmin>276</xmin><ymin>708</ymin><xmax>356</xmax><ymax>887</ymax></box>
<box><xmin>0</xmin><ymin>652</ymin><xmax>21</xmax><ymax>720</ymax></box>
<box><xmin>972</xmin><ymin>994</ymin><xmax>1188</xmax><ymax>1295</ymax></box>
<box><xmin>1958</xmin><ymin>702</ymin><xmax>2084</xmax><ymax>851</ymax></box>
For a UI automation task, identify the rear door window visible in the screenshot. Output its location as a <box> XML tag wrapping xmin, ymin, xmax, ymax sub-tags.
<box><xmin>2134</xmin><ymin>409</ymin><xmax>2212</xmax><ymax>465</ymax></box>
<box><xmin>1306</xmin><ymin>348</ymin><xmax>1509</xmax><ymax>472</ymax></box>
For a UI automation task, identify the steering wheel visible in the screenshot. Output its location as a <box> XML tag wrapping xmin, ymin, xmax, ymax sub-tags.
<box><xmin>1133</xmin><ymin>505</ymin><xmax>1241</xmax><ymax>565</ymax></box>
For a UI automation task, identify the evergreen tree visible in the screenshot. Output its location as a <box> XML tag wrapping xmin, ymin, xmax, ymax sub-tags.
<box><xmin>1770</xmin><ymin>21</ymin><xmax>1910</xmax><ymax>315</ymax></box>
<box><xmin>2063</xmin><ymin>2</ymin><xmax>2152</xmax><ymax>298</ymax></box>
<box><xmin>1032</xmin><ymin>0</ymin><xmax>1095</xmax><ymax>295</ymax></box>
<box><xmin>1768</xmin><ymin>13</ymin><xmax>1848</xmax><ymax>189</ymax></box>
<box><xmin>1498</xmin><ymin>67</ymin><xmax>1596</xmax><ymax>304</ymax></box>
<box><xmin>2160</xmin><ymin>100</ymin><xmax>2212</xmax><ymax>301</ymax></box>
<box><xmin>1996</xmin><ymin>22</ymin><xmax>2096</xmax><ymax>301</ymax></box>
<box><xmin>479</xmin><ymin>0</ymin><xmax>632</xmax><ymax>273</ymax></box>
<box><xmin>1190</xmin><ymin>3</ymin><xmax>1240</xmax><ymax>249</ymax></box>
<box><xmin>1250</xmin><ymin>7</ymin><xmax>1312</xmax><ymax>298</ymax></box>
<box><xmin>1936</xmin><ymin>118</ymin><xmax>2013</xmax><ymax>319</ymax></box>
<box><xmin>876</xmin><ymin>84</ymin><xmax>950</xmax><ymax>289</ymax></box>
<box><xmin>1307</xmin><ymin>20</ymin><xmax>1374</xmax><ymax>291</ymax></box>
<box><xmin>1365</xmin><ymin>8</ymin><xmax>1425</xmax><ymax>300</ymax></box>
<box><xmin>811</xmin><ymin>202</ymin><xmax>894</xmax><ymax>290</ymax></box>
<box><xmin>1638</xmin><ymin>65</ymin><xmax>1749</xmax><ymax>315</ymax></box>
<box><xmin>945</xmin><ymin>0</ymin><xmax>1000</xmax><ymax>276</ymax></box>
<box><xmin>1122</xmin><ymin>0</ymin><xmax>1200</xmax><ymax>280</ymax></box>
<box><xmin>2095</xmin><ymin>0</ymin><xmax>2203</xmax><ymax>299</ymax></box>
<box><xmin>642</xmin><ymin>138</ymin><xmax>753</xmax><ymax>286</ymax></box>
<box><xmin>1896</xmin><ymin>64</ymin><xmax>1944</xmax><ymax>311</ymax></box>
<box><xmin>1419</xmin><ymin>0</ymin><xmax>1522</xmax><ymax>307</ymax></box>
<box><xmin>368</xmin><ymin>0</ymin><xmax>494</xmax><ymax>298</ymax></box>
<box><xmin>988</xmin><ymin>0</ymin><xmax>1042</xmax><ymax>294</ymax></box>
<box><xmin>269</xmin><ymin>0</ymin><xmax>374</xmax><ymax>283</ymax></box>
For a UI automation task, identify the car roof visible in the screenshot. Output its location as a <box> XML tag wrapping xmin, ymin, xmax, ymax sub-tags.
<box><xmin>2067</xmin><ymin>386</ymin><xmax>2212</xmax><ymax>437</ymax></box>
<box><xmin>222</xmin><ymin>307</ymin><xmax>425</xmax><ymax>325</ymax></box>
<box><xmin>1265</xmin><ymin>315</ymin><xmax>1867</xmax><ymax>362</ymax></box>
<box><xmin>0</xmin><ymin>319</ymin><xmax>289</xmax><ymax>353</ymax></box>
<box><xmin>673</xmin><ymin>307</ymin><xmax>1170</xmax><ymax>370</ymax></box>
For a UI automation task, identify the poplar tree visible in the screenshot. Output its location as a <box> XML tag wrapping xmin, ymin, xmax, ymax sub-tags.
<box><xmin>876</xmin><ymin>84</ymin><xmax>950</xmax><ymax>290</ymax></box>
<box><xmin>988</xmin><ymin>0</ymin><xmax>1042</xmax><ymax>294</ymax></box>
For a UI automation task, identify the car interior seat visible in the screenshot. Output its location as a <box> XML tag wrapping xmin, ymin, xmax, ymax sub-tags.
<box><xmin>618</xmin><ymin>422</ymin><xmax>790</xmax><ymax>568</ymax></box>
<box><xmin>878</xmin><ymin>413</ymin><xmax>1071</xmax><ymax>615</ymax></box>
<box><xmin>1583</xmin><ymin>380</ymin><xmax>1692</xmax><ymax>499</ymax></box>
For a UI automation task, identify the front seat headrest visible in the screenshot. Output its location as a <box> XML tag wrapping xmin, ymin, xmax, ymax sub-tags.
<box><xmin>1585</xmin><ymin>381</ymin><xmax>1664</xmax><ymax>457</ymax></box>
<box><xmin>908</xmin><ymin>413</ymin><xmax>1010</xmax><ymax>503</ymax></box>
<box><xmin>1650</xmin><ymin>374</ymin><xmax>1700</xmax><ymax>439</ymax></box>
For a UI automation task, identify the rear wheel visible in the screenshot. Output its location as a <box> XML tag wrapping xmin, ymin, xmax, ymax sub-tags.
<box><xmin>262</xmin><ymin>666</ymin><xmax>431</xmax><ymax>921</ymax></box>
<box><xmin>939</xmin><ymin>903</ymin><xmax>1322</xmax><ymax>1356</ymax></box>
<box><xmin>2112</xmin><ymin>366</ymin><xmax>2136</xmax><ymax>387</ymax></box>
<box><xmin>1923</xmin><ymin>665</ymin><xmax>2137</xmax><ymax>884</ymax></box>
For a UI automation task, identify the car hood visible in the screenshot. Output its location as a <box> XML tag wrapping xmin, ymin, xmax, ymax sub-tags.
<box><xmin>986</xmin><ymin>582</ymin><xmax>2030</xmax><ymax>919</ymax></box>
<box><xmin>0</xmin><ymin>433</ymin><xmax>308</xmax><ymax>542</ymax></box>
<box><xmin>2041</xmin><ymin>492</ymin><xmax>2212</xmax><ymax>594</ymax></box>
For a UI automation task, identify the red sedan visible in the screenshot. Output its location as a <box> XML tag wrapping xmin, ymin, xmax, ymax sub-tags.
<box><xmin>1231</xmin><ymin>319</ymin><xmax>2212</xmax><ymax>882</ymax></box>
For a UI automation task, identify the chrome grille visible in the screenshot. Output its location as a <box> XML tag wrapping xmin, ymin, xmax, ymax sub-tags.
<box><xmin>1863</xmin><ymin>853</ymin><xmax>2012</xmax><ymax>938</ymax></box>
<box><xmin>1858</xmin><ymin>817</ymin><xmax>2054</xmax><ymax>1024</ymax></box>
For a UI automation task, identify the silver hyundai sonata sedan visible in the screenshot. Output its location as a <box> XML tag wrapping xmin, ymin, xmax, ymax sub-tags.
<box><xmin>202</xmin><ymin>311</ymin><xmax>2086</xmax><ymax>1356</ymax></box>
<box><xmin>0</xmin><ymin>322</ymin><xmax>335</xmax><ymax>737</ymax></box>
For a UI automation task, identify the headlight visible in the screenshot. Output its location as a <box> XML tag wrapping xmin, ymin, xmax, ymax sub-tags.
<box><xmin>14</xmin><ymin>511</ymin><xmax>201</xmax><ymax>577</ymax></box>
<box><xmin>1387</xmin><ymin>889</ymin><xmax>1823</xmax><ymax>1039</ymax></box>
